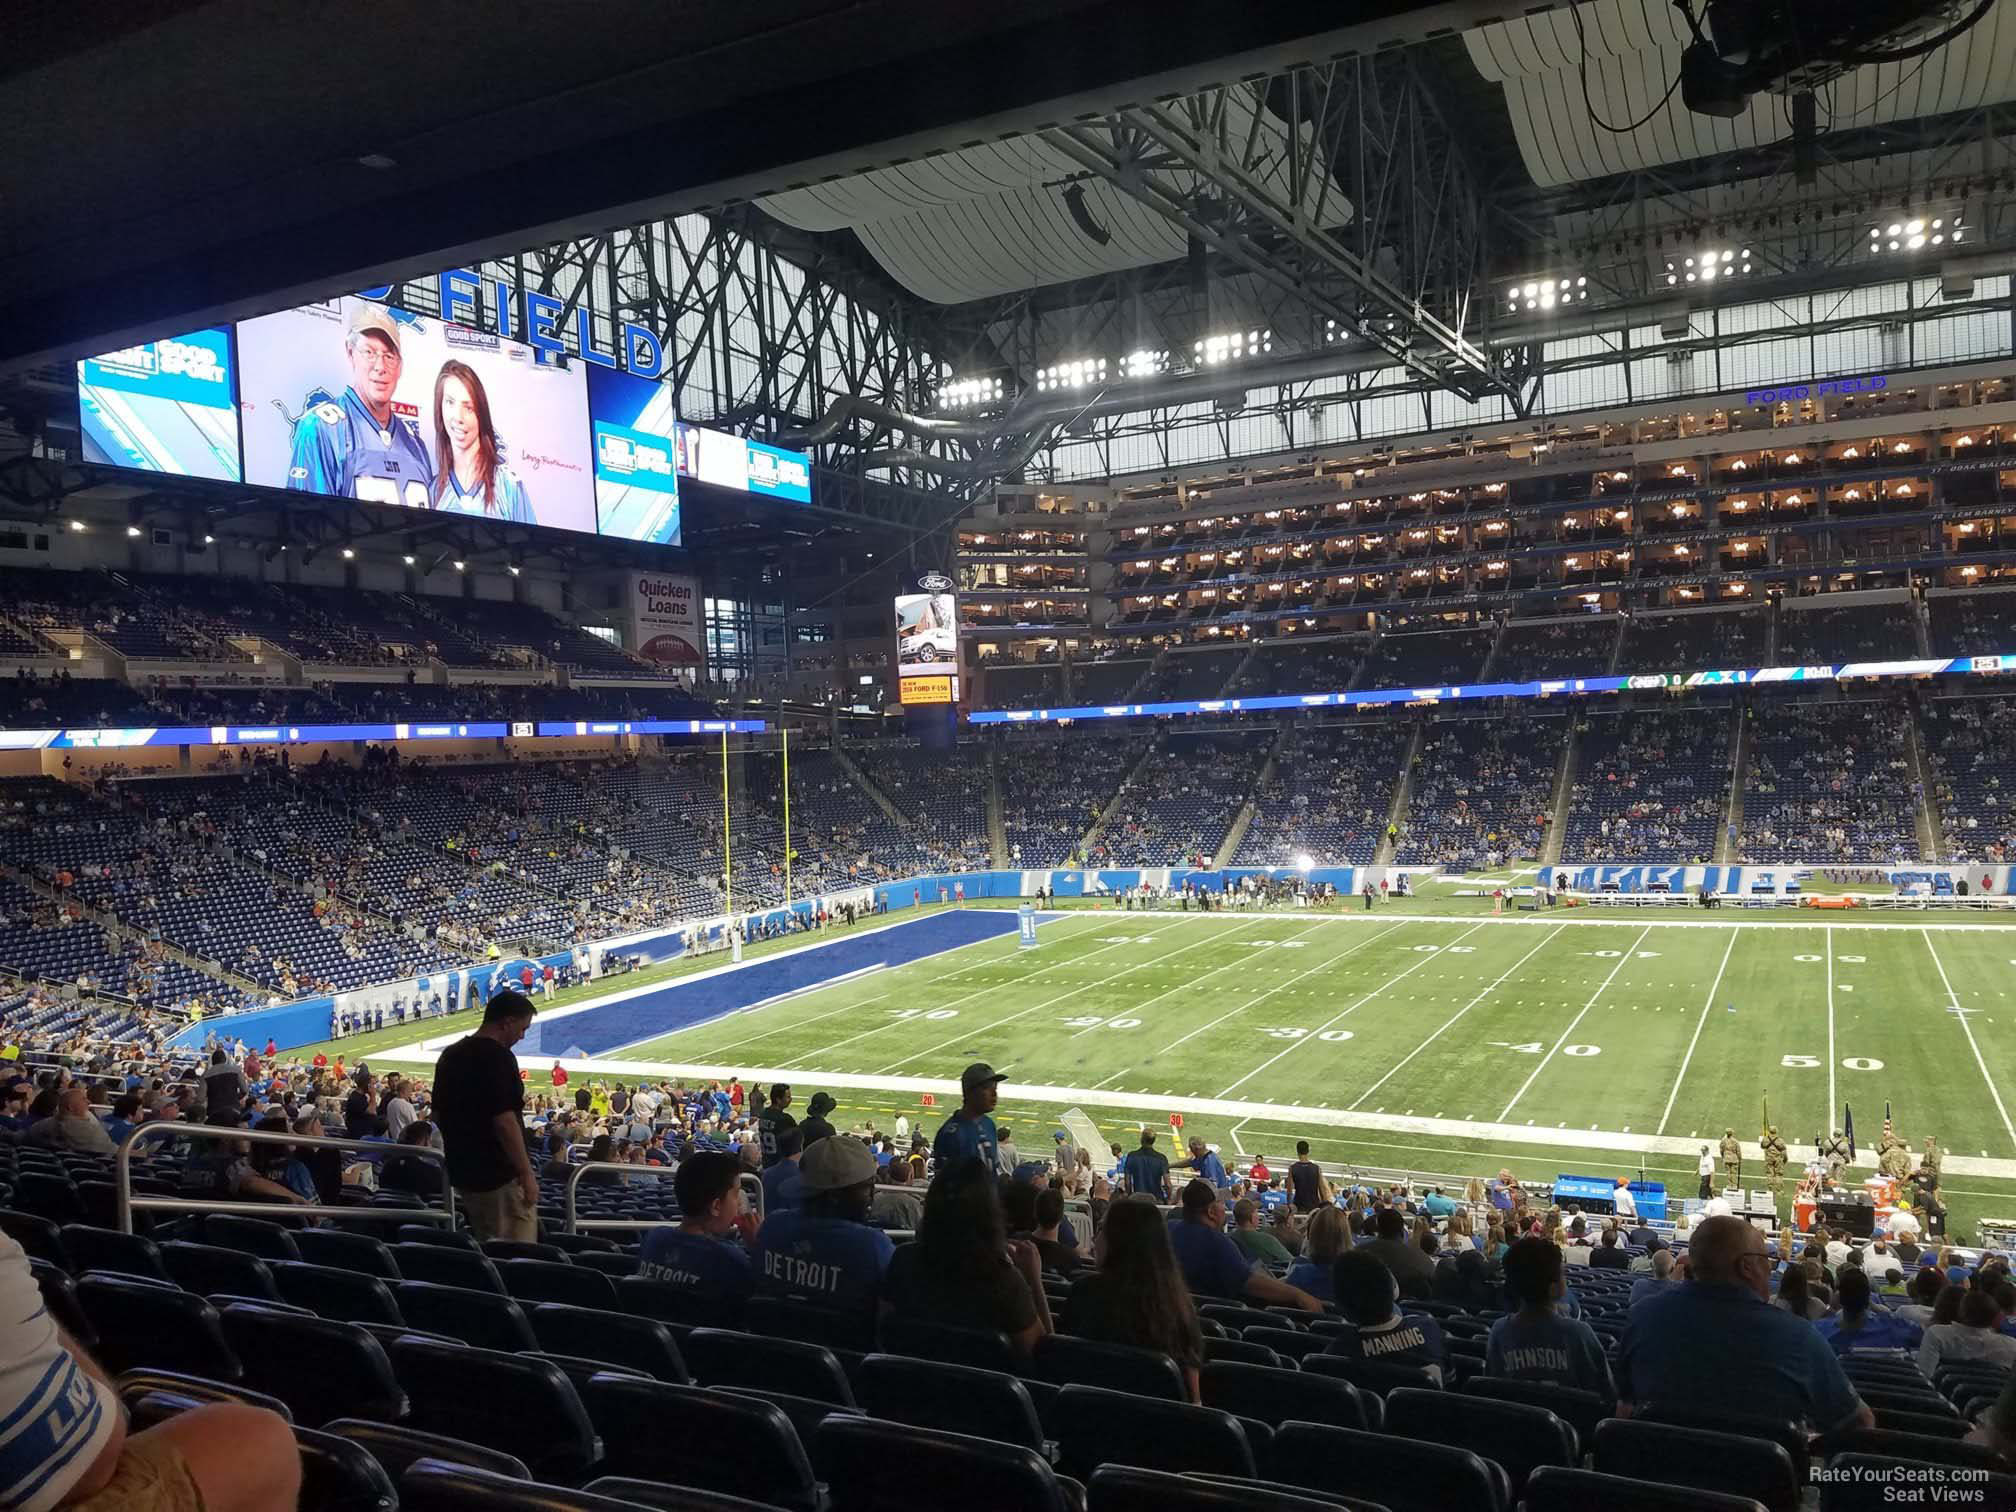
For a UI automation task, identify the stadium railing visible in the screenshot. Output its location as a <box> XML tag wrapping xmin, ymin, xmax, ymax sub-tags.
<box><xmin>112</xmin><ymin>1122</ymin><xmax>456</xmax><ymax>1234</ymax></box>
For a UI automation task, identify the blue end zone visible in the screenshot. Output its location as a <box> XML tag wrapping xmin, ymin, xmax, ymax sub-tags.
<box><xmin>518</xmin><ymin>909</ymin><xmax>1033</xmax><ymax>1059</ymax></box>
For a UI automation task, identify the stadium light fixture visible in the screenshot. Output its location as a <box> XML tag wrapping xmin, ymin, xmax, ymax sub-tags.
<box><xmin>1121</xmin><ymin>350</ymin><xmax>1168</xmax><ymax>379</ymax></box>
<box><xmin>452</xmin><ymin>559</ymin><xmax>465</xmax><ymax>572</ymax></box>
<box><xmin>1506</xmin><ymin>276</ymin><xmax>1588</xmax><ymax>313</ymax></box>
<box><xmin>203</xmin><ymin>534</ymin><xmax>214</xmax><ymax>544</ymax></box>
<box><xmin>937</xmin><ymin>376</ymin><xmax>1005</xmax><ymax>410</ymax></box>
<box><xmin>125</xmin><ymin>524</ymin><xmax>142</xmax><ymax>537</ymax></box>
<box><xmin>1869</xmin><ymin>213</ymin><xmax>1962</xmax><ymax>253</ymax></box>
<box><xmin>402</xmin><ymin>554</ymin><xmax>415</xmax><ymax>565</ymax></box>
<box><xmin>508</xmin><ymin>565</ymin><xmax>521</xmax><ymax>577</ymax></box>
<box><xmin>1665</xmin><ymin>246</ymin><xmax>1752</xmax><ymax>286</ymax></box>
<box><xmin>1193</xmin><ymin>330</ymin><xmax>1272</xmax><ymax>365</ymax></box>
<box><xmin>1035</xmin><ymin>358</ymin><xmax>1109</xmax><ymax>393</ymax></box>
<box><xmin>341</xmin><ymin>547</ymin><xmax>355</xmax><ymax>559</ymax></box>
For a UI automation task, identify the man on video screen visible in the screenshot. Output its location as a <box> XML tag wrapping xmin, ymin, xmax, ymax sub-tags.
<box><xmin>284</xmin><ymin>304</ymin><xmax>433</xmax><ymax>507</ymax></box>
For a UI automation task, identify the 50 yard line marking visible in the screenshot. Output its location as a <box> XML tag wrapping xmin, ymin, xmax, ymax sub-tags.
<box><xmin>1826</xmin><ymin>925</ymin><xmax>1836</xmax><ymax>1119</ymax></box>
<box><xmin>1654</xmin><ymin>927</ymin><xmax>1741</xmax><ymax>1136</ymax></box>
<box><xmin>1498</xmin><ymin>925</ymin><xmax>1652</xmax><ymax>1122</ymax></box>
<box><xmin>1924</xmin><ymin>927</ymin><xmax>2016</xmax><ymax>1149</ymax></box>
<box><xmin>1222</xmin><ymin>922</ymin><xmax>1490</xmax><ymax>1100</ymax></box>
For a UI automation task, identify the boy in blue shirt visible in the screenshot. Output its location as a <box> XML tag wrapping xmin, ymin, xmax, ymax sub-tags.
<box><xmin>639</xmin><ymin>1150</ymin><xmax>758</xmax><ymax>1322</ymax></box>
<box><xmin>932</xmin><ymin>1063</ymin><xmax>1004</xmax><ymax>1171</ymax></box>
<box><xmin>1327</xmin><ymin>1249</ymin><xmax>1449</xmax><ymax>1383</ymax></box>
<box><xmin>1486</xmin><ymin>1236</ymin><xmax>1616</xmax><ymax>1394</ymax></box>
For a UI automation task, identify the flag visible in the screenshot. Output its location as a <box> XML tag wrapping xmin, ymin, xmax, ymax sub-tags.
<box><xmin>1844</xmin><ymin>1103</ymin><xmax>1856</xmax><ymax>1162</ymax></box>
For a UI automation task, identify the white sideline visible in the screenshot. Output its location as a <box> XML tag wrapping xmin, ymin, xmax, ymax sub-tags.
<box><xmin>979</xmin><ymin>906</ymin><xmax>2016</xmax><ymax>932</ymax></box>
<box><xmin>366</xmin><ymin>1042</ymin><xmax>2016</xmax><ymax>1182</ymax></box>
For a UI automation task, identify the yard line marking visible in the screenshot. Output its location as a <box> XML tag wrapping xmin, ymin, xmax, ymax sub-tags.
<box><xmin>701</xmin><ymin>993</ymin><xmax>891</xmax><ymax>1057</ymax></box>
<box><xmin>1149</xmin><ymin>920</ymin><xmax>1396</xmax><ymax>1054</ymax></box>
<box><xmin>1924</xmin><ymin>927</ymin><xmax>2016</xmax><ymax>1150</ymax></box>
<box><xmin>1654</xmin><ymin>927</ymin><xmax>1741</xmax><ymax>1136</ymax></box>
<box><xmin>1498</xmin><ymin>925</ymin><xmax>1652</xmax><ymax>1122</ymax></box>
<box><xmin>1222</xmin><ymin>922</ymin><xmax>1489</xmax><ymax>1100</ymax></box>
<box><xmin>1065</xmin><ymin>920</ymin><xmax>1301</xmax><ymax>1040</ymax></box>
<box><xmin>872</xmin><ymin>921</ymin><xmax>1241</xmax><ymax>1074</ymax></box>
<box><xmin>784</xmin><ymin>914</ymin><xmax>1127</xmax><ymax>1063</ymax></box>
<box><xmin>1348</xmin><ymin>925</ymin><xmax>1565</xmax><ymax>1111</ymax></box>
<box><xmin>1826</xmin><ymin>925</ymin><xmax>1836</xmax><ymax>1119</ymax></box>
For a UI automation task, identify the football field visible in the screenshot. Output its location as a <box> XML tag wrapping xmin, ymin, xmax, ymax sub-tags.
<box><xmin>377</xmin><ymin>902</ymin><xmax>2016</xmax><ymax>1239</ymax></box>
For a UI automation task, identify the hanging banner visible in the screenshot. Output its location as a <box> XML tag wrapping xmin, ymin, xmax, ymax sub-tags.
<box><xmin>632</xmin><ymin>571</ymin><xmax>704</xmax><ymax>668</ymax></box>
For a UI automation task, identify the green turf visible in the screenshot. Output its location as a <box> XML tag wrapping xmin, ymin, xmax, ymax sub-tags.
<box><xmin>584</xmin><ymin>907</ymin><xmax>2016</xmax><ymax>1240</ymax></box>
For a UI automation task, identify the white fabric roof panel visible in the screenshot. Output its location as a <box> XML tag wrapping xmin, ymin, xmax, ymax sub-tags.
<box><xmin>1464</xmin><ymin>0</ymin><xmax>2016</xmax><ymax>187</ymax></box>
<box><xmin>759</xmin><ymin>92</ymin><xmax>1348</xmax><ymax>304</ymax></box>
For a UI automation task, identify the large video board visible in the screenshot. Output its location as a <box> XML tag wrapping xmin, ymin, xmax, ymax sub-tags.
<box><xmin>587</xmin><ymin>366</ymin><xmax>681</xmax><ymax>545</ymax></box>
<box><xmin>77</xmin><ymin>329</ymin><xmax>241</xmax><ymax>481</ymax></box>
<box><xmin>236</xmin><ymin>296</ymin><xmax>596</xmax><ymax>534</ymax></box>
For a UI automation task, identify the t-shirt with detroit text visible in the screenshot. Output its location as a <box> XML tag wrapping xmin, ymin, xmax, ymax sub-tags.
<box><xmin>638</xmin><ymin>1227</ymin><xmax>756</xmax><ymax>1316</ymax></box>
<box><xmin>752</xmin><ymin>1211</ymin><xmax>894</xmax><ymax>1320</ymax></box>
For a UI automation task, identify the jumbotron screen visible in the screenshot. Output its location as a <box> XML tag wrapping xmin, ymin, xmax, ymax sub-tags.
<box><xmin>78</xmin><ymin>328</ymin><xmax>241</xmax><ymax>482</ymax></box>
<box><xmin>236</xmin><ymin>295</ymin><xmax>597</xmax><ymax>535</ymax></box>
<box><xmin>587</xmin><ymin>365</ymin><xmax>681</xmax><ymax>546</ymax></box>
<box><xmin>895</xmin><ymin>577</ymin><xmax>959</xmax><ymax>682</ymax></box>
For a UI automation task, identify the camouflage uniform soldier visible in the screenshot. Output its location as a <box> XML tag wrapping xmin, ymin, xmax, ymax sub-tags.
<box><xmin>1823</xmin><ymin>1129</ymin><xmax>1851</xmax><ymax>1185</ymax></box>
<box><xmin>1878</xmin><ymin>1122</ymin><xmax>1911</xmax><ymax>1182</ymax></box>
<box><xmin>1719</xmin><ymin>1129</ymin><xmax>1742</xmax><ymax>1190</ymax></box>
<box><xmin>1919</xmin><ymin>1136</ymin><xmax>1943</xmax><ymax>1185</ymax></box>
<box><xmin>1760</xmin><ymin>1126</ymin><xmax>1788</xmax><ymax>1196</ymax></box>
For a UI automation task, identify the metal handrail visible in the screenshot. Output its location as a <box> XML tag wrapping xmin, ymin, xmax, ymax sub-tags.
<box><xmin>113</xmin><ymin>1121</ymin><xmax>457</xmax><ymax>1234</ymax></box>
<box><xmin>559</xmin><ymin>1159</ymin><xmax>763</xmax><ymax>1234</ymax></box>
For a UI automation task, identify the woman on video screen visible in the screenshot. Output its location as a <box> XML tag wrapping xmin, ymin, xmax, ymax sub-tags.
<box><xmin>430</xmin><ymin>359</ymin><xmax>535</xmax><ymax>525</ymax></box>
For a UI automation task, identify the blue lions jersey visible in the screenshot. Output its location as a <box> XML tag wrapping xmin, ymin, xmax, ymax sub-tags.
<box><xmin>434</xmin><ymin>462</ymin><xmax>534</xmax><ymax>524</ymax></box>
<box><xmin>287</xmin><ymin>386</ymin><xmax>433</xmax><ymax>507</ymax></box>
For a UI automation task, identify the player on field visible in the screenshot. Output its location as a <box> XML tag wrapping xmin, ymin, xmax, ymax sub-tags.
<box><xmin>285</xmin><ymin>305</ymin><xmax>433</xmax><ymax>507</ymax></box>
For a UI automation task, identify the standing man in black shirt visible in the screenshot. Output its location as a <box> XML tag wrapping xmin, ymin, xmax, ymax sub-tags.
<box><xmin>758</xmin><ymin>1083</ymin><xmax>798</xmax><ymax>1169</ymax></box>
<box><xmin>434</xmin><ymin>989</ymin><xmax>540</xmax><ymax>1242</ymax></box>
<box><xmin>799</xmin><ymin>1091</ymin><xmax>837</xmax><ymax>1149</ymax></box>
<box><xmin>1288</xmin><ymin>1140</ymin><xmax>1323</xmax><ymax>1213</ymax></box>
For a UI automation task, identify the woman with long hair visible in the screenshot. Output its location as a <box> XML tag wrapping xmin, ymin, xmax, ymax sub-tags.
<box><xmin>1284</xmin><ymin>1206</ymin><xmax>1351</xmax><ymax>1303</ymax></box>
<box><xmin>1064</xmin><ymin>1197</ymin><xmax>1206</xmax><ymax>1402</ymax></box>
<box><xmin>883</xmin><ymin>1158</ymin><xmax>1052</xmax><ymax>1357</ymax></box>
<box><xmin>430</xmin><ymin>360</ymin><xmax>534</xmax><ymax>524</ymax></box>
<box><xmin>1775</xmin><ymin>1260</ymin><xmax>1826</xmax><ymax>1320</ymax></box>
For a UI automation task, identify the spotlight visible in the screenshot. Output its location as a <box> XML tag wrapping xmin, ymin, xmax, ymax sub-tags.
<box><xmin>1035</xmin><ymin>357</ymin><xmax>1110</xmax><ymax>393</ymax></box>
<box><xmin>937</xmin><ymin>376</ymin><xmax>1005</xmax><ymax>410</ymax></box>
<box><xmin>1666</xmin><ymin>247</ymin><xmax>1752</xmax><ymax>285</ymax></box>
<box><xmin>1506</xmin><ymin>276</ymin><xmax>1588</xmax><ymax>312</ymax></box>
<box><xmin>1121</xmin><ymin>350</ymin><xmax>1168</xmax><ymax>379</ymax></box>
<box><xmin>69</xmin><ymin>520</ymin><xmax>86</xmax><ymax>533</ymax></box>
<box><xmin>403</xmin><ymin>554</ymin><xmax>416</xmax><ymax>565</ymax></box>
<box><xmin>1868</xmin><ymin>212</ymin><xmax>1962</xmax><ymax>253</ymax></box>
<box><xmin>1193</xmin><ymin>330</ymin><xmax>1272</xmax><ymax>365</ymax></box>
<box><xmin>452</xmin><ymin>560</ymin><xmax>465</xmax><ymax>571</ymax></box>
<box><xmin>125</xmin><ymin>525</ymin><xmax>142</xmax><ymax>537</ymax></box>
<box><xmin>341</xmin><ymin>547</ymin><xmax>355</xmax><ymax>559</ymax></box>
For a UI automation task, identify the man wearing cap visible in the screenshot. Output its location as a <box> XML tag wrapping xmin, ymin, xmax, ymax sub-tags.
<box><xmin>285</xmin><ymin>302</ymin><xmax>434</xmax><ymax>507</ymax></box>
<box><xmin>934</xmin><ymin>1063</ymin><xmax>1004</xmax><ymax>1172</ymax></box>
<box><xmin>800</xmin><ymin>1091</ymin><xmax>838</xmax><ymax>1148</ymax></box>
<box><xmin>752</xmin><ymin>1135</ymin><xmax>894</xmax><ymax>1338</ymax></box>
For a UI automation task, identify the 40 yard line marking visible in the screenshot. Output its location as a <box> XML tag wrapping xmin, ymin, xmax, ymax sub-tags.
<box><xmin>1349</xmin><ymin>925</ymin><xmax>1566</xmax><ymax>1112</ymax></box>
<box><xmin>1654</xmin><ymin>927</ymin><xmax>1741</xmax><ymax>1136</ymax></box>
<box><xmin>1497</xmin><ymin>924</ymin><xmax>1652</xmax><ymax>1122</ymax></box>
<box><xmin>1826</xmin><ymin>925</ymin><xmax>1836</xmax><ymax>1119</ymax></box>
<box><xmin>1924</xmin><ymin>927</ymin><xmax>2016</xmax><ymax>1150</ymax></box>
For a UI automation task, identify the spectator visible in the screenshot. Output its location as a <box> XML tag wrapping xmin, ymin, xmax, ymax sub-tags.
<box><xmin>761</xmin><ymin>1126</ymin><xmax>805</xmax><ymax>1214</ymax></box>
<box><xmin>102</xmin><ymin>1090</ymin><xmax>143</xmax><ymax>1148</ymax></box>
<box><xmin>343</xmin><ymin>1070</ymin><xmax>375</xmax><ymax>1140</ymax></box>
<box><xmin>1895</xmin><ymin>1266</ymin><xmax>1946</xmax><ymax>1329</ymax></box>
<box><xmin>1630</xmin><ymin>1248</ymin><xmax>1680</xmax><ymax>1308</ymax></box>
<box><xmin>177</xmin><ymin>1114</ymin><xmax>308</xmax><ymax>1207</ymax></box>
<box><xmin>1063</xmin><ymin>1198</ymin><xmax>1205</xmax><ymax>1402</ymax></box>
<box><xmin>1326</xmin><ymin>1249</ymin><xmax>1450</xmax><ymax>1384</ymax></box>
<box><xmin>1588</xmin><ymin>1226</ymin><xmax>1630</xmax><ymax>1270</ymax></box>
<box><xmin>1121</xmin><ymin>1129</ymin><xmax>1171</xmax><ymax>1202</ymax></box>
<box><xmin>799</xmin><ymin>1091</ymin><xmax>837</xmax><ymax>1148</ymax></box>
<box><xmin>639</xmin><ymin>1150</ymin><xmax>759</xmax><ymax>1320</ymax></box>
<box><xmin>1287</xmin><ymin>1140</ymin><xmax>1322</xmax><ymax>1212</ymax></box>
<box><xmin>0</xmin><ymin>1232</ymin><xmax>300</xmax><ymax>1512</ymax></box>
<box><xmin>1617</xmin><ymin>1215</ymin><xmax>1871</xmax><ymax>1432</ymax></box>
<box><xmin>432</xmin><ymin>988</ymin><xmax>540</xmax><ymax>1243</ymax></box>
<box><xmin>932</xmin><ymin>1063</ymin><xmax>1003</xmax><ymax>1172</ymax></box>
<box><xmin>1284</xmin><ymin>1205</ymin><xmax>1352</xmax><ymax>1302</ymax></box>
<box><xmin>752</xmin><ymin>1135</ymin><xmax>893</xmax><ymax>1334</ymax></box>
<box><xmin>1166</xmin><ymin>1178</ymin><xmax>1322</xmax><ymax>1312</ymax></box>
<box><xmin>1227</xmin><ymin>1198</ymin><xmax>1294</xmax><ymax>1267</ymax></box>
<box><xmin>291</xmin><ymin>1105</ymin><xmax>343</xmax><ymax>1204</ymax></box>
<box><xmin>1817</xmin><ymin>1267</ymin><xmax>1923</xmax><ymax>1356</ymax></box>
<box><xmin>995</xmin><ymin>1125</ymin><xmax>1022</xmax><ymax>1177</ymax></box>
<box><xmin>382</xmin><ymin>1120</ymin><xmax>446</xmax><ymax>1200</ymax></box>
<box><xmin>28</xmin><ymin>1084</ymin><xmax>115</xmax><ymax>1154</ymax></box>
<box><xmin>756</xmin><ymin>1083</ymin><xmax>797</xmax><ymax>1169</ymax></box>
<box><xmin>869</xmin><ymin>1157</ymin><xmax>923</xmax><ymax>1232</ymax></box>
<box><xmin>1486</xmin><ymin>1238</ymin><xmax>1615</xmax><ymax>1394</ymax></box>
<box><xmin>1027</xmin><ymin>1186</ymin><xmax>1086</xmax><ymax>1272</ymax></box>
<box><xmin>380</xmin><ymin>1072</ymin><xmax>417</xmax><ymax>1142</ymax></box>
<box><xmin>203</xmin><ymin>1046</ymin><xmax>246</xmax><ymax>1126</ymax></box>
<box><xmin>1435</xmin><ymin>1246</ymin><xmax>1499</xmax><ymax>1311</ymax></box>
<box><xmin>1775</xmin><ymin>1262</ymin><xmax>1827</xmax><ymax>1321</ymax></box>
<box><xmin>1358</xmin><ymin>1205</ymin><xmax>1436</xmax><ymax>1300</ymax></box>
<box><xmin>1171</xmin><ymin>1136</ymin><xmax>1228</xmax><ymax>1190</ymax></box>
<box><xmin>1919</xmin><ymin>1287</ymin><xmax>2016</xmax><ymax>1376</ymax></box>
<box><xmin>885</xmin><ymin>1158</ymin><xmax>1052</xmax><ymax>1357</ymax></box>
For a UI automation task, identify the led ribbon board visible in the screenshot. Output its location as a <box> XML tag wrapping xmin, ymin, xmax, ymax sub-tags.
<box><xmin>966</xmin><ymin>654</ymin><xmax>2015</xmax><ymax>726</ymax></box>
<box><xmin>0</xmin><ymin>719</ymin><xmax>767</xmax><ymax>750</ymax></box>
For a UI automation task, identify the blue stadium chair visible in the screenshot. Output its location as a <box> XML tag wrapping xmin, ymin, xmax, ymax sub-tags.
<box><xmin>1267</xmin><ymin>1422</ymin><xmax>1507</xmax><ymax>1512</ymax></box>
<box><xmin>29</xmin><ymin>1260</ymin><xmax>94</xmax><ymax>1347</ymax></box>
<box><xmin>855</xmin><ymin>1354</ymin><xmax>1049</xmax><ymax>1455</ymax></box>
<box><xmin>78</xmin><ymin>1272</ymin><xmax>242</xmax><ymax>1380</ymax></box>
<box><xmin>1053</xmin><ymin>1383</ymin><xmax>1257</xmax><ymax>1482</ymax></box>
<box><xmin>61</xmin><ymin>1224</ymin><xmax>169</xmax><ymax>1283</ymax></box>
<box><xmin>1464</xmin><ymin>1377</ymin><xmax>1612</xmax><ymax>1454</ymax></box>
<box><xmin>392</xmin><ymin>1243</ymin><xmax>504</xmax><ymax>1293</ymax></box>
<box><xmin>296</xmin><ymin>1228</ymin><xmax>402</xmax><ymax>1278</ymax></box>
<box><xmin>272</xmin><ymin>1261</ymin><xmax>405</xmax><ymax>1324</ymax></box>
<box><xmin>1202</xmin><ymin>1337</ymin><xmax>1289</xmax><ymax>1370</ymax></box>
<box><xmin>202</xmin><ymin>1215</ymin><xmax>302</xmax><ymax>1261</ymax></box>
<box><xmin>1300</xmin><ymin>1354</ymin><xmax>1440</xmax><ymax>1397</ymax></box>
<box><xmin>296</xmin><ymin>1426</ymin><xmax>401</xmax><ymax>1512</ymax></box>
<box><xmin>614</xmin><ymin>1274</ymin><xmax>732</xmax><ymax>1328</ymax></box>
<box><xmin>1201</xmin><ymin>1360</ymin><xmax>1375</xmax><ymax>1432</ymax></box>
<box><xmin>483</xmin><ymin>1239</ymin><xmax>570</xmax><ymax>1264</ymax></box>
<box><xmin>160</xmin><ymin>1240</ymin><xmax>280</xmax><ymax>1301</ymax></box>
<box><xmin>392</xmin><ymin>1280</ymin><xmax>538</xmax><ymax>1352</ymax></box>
<box><xmin>220</xmin><ymin>1303</ymin><xmax>407</xmax><ymax>1426</ymax></box>
<box><xmin>0</xmin><ymin>1208</ymin><xmax>69</xmax><ymax>1269</ymax></box>
<box><xmin>878</xmin><ymin>1315</ymin><xmax>1023</xmax><ymax>1374</ymax></box>
<box><xmin>530</xmin><ymin>1302</ymin><xmax>687</xmax><ymax>1383</ymax></box>
<box><xmin>1593</xmin><ymin>1418</ymin><xmax>1798</xmax><ymax>1512</ymax></box>
<box><xmin>323</xmin><ymin>1419</ymin><xmax>532</xmax><ymax>1484</ymax></box>
<box><xmin>816</xmin><ymin>1413</ymin><xmax>1076</xmax><ymax>1512</ymax></box>
<box><xmin>682</xmin><ymin>1327</ymin><xmax>855</xmax><ymax>1407</ymax></box>
<box><xmin>115</xmin><ymin>1369</ymin><xmax>292</xmax><ymax>1425</ymax></box>
<box><xmin>390</xmin><ymin>1337</ymin><xmax>601</xmax><ymax>1484</ymax></box>
<box><xmin>1238</xmin><ymin>1327</ymin><xmax>1331</xmax><ymax>1363</ymax></box>
<box><xmin>1826</xmin><ymin>1429</ymin><xmax>2010</xmax><ymax>1472</ymax></box>
<box><xmin>499</xmin><ymin>1257</ymin><xmax>619</xmax><ymax>1310</ymax></box>
<box><xmin>1523</xmin><ymin>1467</ymin><xmax>1766</xmax><ymax>1512</ymax></box>
<box><xmin>1093</xmin><ymin>1468</ymin><xmax>1384</xmax><ymax>1511</ymax></box>
<box><xmin>580</xmin><ymin>1375</ymin><xmax>821</xmax><ymax>1512</ymax></box>
<box><xmin>1036</xmin><ymin>1333</ymin><xmax>1186</xmax><ymax>1400</ymax></box>
<box><xmin>586</xmin><ymin>1477</ymin><xmax>808</xmax><ymax>1511</ymax></box>
<box><xmin>1383</xmin><ymin>1386</ymin><xmax>1575</xmax><ymax>1491</ymax></box>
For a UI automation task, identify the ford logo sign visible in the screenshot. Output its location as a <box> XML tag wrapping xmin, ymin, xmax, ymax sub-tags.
<box><xmin>918</xmin><ymin>571</ymin><xmax>954</xmax><ymax>593</ymax></box>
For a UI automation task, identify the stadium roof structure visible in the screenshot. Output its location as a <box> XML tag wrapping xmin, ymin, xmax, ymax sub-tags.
<box><xmin>1</xmin><ymin>0</ymin><xmax>2013</xmax><ymax>554</ymax></box>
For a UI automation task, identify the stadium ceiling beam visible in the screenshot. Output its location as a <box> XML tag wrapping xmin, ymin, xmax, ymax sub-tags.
<box><xmin>1045</xmin><ymin>62</ymin><xmax>1520</xmax><ymax>410</ymax></box>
